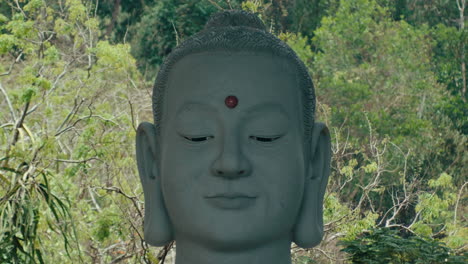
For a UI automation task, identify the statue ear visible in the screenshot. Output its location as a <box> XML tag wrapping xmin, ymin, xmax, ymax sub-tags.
<box><xmin>293</xmin><ymin>122</ymin><xmax>331</xmax><ymax>248</ymax></box>
<box><xmin>136</xmin><ymin>122</ymin><xmax>174</xmax><ymax>246</ymax></box>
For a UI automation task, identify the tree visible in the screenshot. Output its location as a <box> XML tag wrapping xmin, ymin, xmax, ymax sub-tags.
<box><xmin>303</xmin><ymin>0</ymin><xmax>467</xmax><ymax>260</ymax></box>
<box><xmin>1</xmin><ymin>1</ymin><xmax>465</xmax><ymax>263</ymax></box>
<box><xmin>0</xmin><ymin>0</ymin><xmax>155</xmax><ymax>262</ymax></box>
<box><xmin>340</xmin><ymin>227</ymin><xmax>467</xmax><ymax>263</ymax></box>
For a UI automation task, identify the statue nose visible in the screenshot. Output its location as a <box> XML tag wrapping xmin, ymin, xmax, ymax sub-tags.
<box><xmin>211</xmin><ymin>136</ymin><xmax>251</xmax><ymax>179</ymax></box>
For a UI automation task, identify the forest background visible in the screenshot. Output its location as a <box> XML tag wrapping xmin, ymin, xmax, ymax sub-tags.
<box><xmin>0</xmin><ymin>0</ymin><xmax>466</xmax><ymax>263</ymax></box>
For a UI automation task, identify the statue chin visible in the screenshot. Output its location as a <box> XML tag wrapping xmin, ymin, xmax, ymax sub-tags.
<box><xmin>174</xmin><ymin>218</ymin><xmax>294</xmax><ymax>252</ymax></box>
<box><xmin>180</xmin><ymin>233</ymin><xmax>268</xmax><ymax>252</ymax></box>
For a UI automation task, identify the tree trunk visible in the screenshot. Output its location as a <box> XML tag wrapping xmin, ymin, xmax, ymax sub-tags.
<box><xmin>105</xmin><ymin>0</ymin><xmax>121</xmax><ymax>37</ymax></box>
<box><xmin>457</xmin><ymin>0</ymin><xmax>466</xmax><ymax>102</ymax></box>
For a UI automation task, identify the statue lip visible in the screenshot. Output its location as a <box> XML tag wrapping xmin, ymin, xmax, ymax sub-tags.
<box><xmin>204</xmin><ymin>193</ymin><xmax>257</xmax><ymax>209</ymax></box>
<box><xmin>204</xmin><ymin>193</ymin><xmax>257</xmax><ymax>199</ymax></box>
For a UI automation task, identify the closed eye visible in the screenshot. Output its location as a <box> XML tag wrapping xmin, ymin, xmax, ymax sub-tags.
<box><xmin>183</xmin><ymin>136</ymin><xmax>214</xmax><ymax>142</ymax></box>
<box><xmin>250</xmin><ymin>136</ymin><xmax>282</xmax><ymax>142</ymax></box>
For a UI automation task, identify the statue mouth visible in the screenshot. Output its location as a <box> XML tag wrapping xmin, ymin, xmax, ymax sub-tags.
<box><xmin>204</xmin><ymin>193</ymin><xmax>257</xmax><ymax>210</ymax></box>
<box><xmin>205</xmin><ymin>192</ymin><xmax>257</xmax><ymax>199</ymax></box>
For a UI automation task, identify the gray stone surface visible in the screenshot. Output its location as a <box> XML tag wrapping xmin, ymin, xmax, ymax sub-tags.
<box><xmin>136</xmin><ymin>10</ymin><xmax>331</xmax><ymax>264</ymax></box>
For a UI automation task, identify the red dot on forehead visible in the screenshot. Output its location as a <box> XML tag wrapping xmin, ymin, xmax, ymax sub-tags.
<box><xmin>224</xmin><ymin>95</ymin><xmax>238</xmax><ymax>109</ymax></box>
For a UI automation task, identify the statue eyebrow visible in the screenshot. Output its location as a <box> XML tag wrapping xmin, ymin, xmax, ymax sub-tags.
<box><xmin>176</xmin><ymin>101</ymin><xmax>289</xmax><ymax>118</ymax></box>
<box><xmin>176</xmin><ymin>102</ymin><xmax>216</xmax><ymax>116</ymax></box>
<box><xmin>242</xmin><ymin>102</ymin><xmax>289</xmax><ymax>117</ymax></box>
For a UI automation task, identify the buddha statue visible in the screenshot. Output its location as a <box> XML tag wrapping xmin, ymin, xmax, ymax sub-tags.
<box><xmin>136</xmin><ymin>10</ymin><xmax>331</xmax><ymax>264</ymax></box>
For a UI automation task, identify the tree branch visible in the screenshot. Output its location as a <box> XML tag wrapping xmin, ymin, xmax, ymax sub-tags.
<box><xmin>453</xmin><ymin>181</ymin><xmax>467</xmax><ymax>226</ymax></box>
<box><xmin>0</xmin><ymin>82</ymin><xmax>17</xmax><ymax>121</ymax></box>
<box><xmin>10</xmin><ymin>101</ymin><xmax>30</xmax><ymax>147</ymax></box>
<box><xmin>0</xmin><ymin>52</ymin><xmax>23</xmax><ymax>77</ymax></box>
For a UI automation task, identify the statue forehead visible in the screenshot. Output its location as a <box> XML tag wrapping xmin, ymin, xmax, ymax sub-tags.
<box><xmin>165</xmin><ymin>51</ymin><xmax>296</xmax><ymax>100</ymax></box>
<box><xmin>167</xmin><ymin>51</ymin><xmax>296</xmax><ymax>80</ymax></box>
<box><xmin>164</xmin><ymin>52</ymin><xmax>299</xmax><ymax>111</ymax></box>
<box><xmin>159</xmin><ymin>51</ymin><xmax>304</xmax><ymax>142</ymax></box>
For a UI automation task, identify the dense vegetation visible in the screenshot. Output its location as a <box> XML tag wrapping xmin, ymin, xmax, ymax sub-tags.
<box><xmin>0</xmin><ymin>0</ymin><xmax>466</xmax><ymax>263</ymax></box>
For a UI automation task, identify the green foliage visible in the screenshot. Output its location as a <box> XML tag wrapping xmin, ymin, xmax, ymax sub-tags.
<box><xmin>93</xmin><ymin>209</ymin><xmax>119</xmax><ymax>242</ymax></box>
<box><xmin>23</xmin><ymin>0</ymin><xmax>44</xmax><ymax>13</ymax></box>
<box><xmin>412</xmin><ymin>173</ymin><xmax>467</xmax><ymax>249</ymax></box>
<box><xmin>241</xmin><ymin>0</ymin><xmax>262</xmax><ymax>14</ymax></box>
<box><xmin>0</xmin><ymin>0</ymin><xmax>153</xmax><ymax>262</ymax></box>
<box><xmin>0</xmin><ymin>0</ymin><xmax>466</xmax><ymax>263</ymax></box>
<box><xmin>308</xmin><ymin>0</ymin><xmax>466</xmax><ymax>261</ymax></box>
<box><xmin>130</xmin><ymin>0</ymin><xmax>221</xmax><ymax>78</ymax></box>
<box><xmin>20</xmin><ymin>86</ymin><xmax>37</xmax><ymax>103</ymax></box>
<box><xmin>293</xmin><ymin>255</ymin><xmax>317</xmax><ymax>264</ymax></box>
<box><xmin>313</xmin><ymin>0</ymin><xmax>439</xmax><ymax>143</ymax></box>
<box><xmin>340</xmin><ymin>227</ymin><xmax>467</xmax><ymax>263</ymax></box>
<box><xmin>290</xmin><ymin>0</ymin><xmax>341</xmax><ymax>40</ymax></box>
<box><xmin>0</xmin><ymin>34</ymin><xmax>16</xmax><ymax>54</ymax></box>
<box><xmin>278</xmin><ymin>32</ymin><xmax>314</xmax><ymax>67</ymax></box>
<box><xmin>324</xmin><ymin>193</ymin><xmax>379</xmax><ymax>241</ymax></box>
<box><xmin>0</xmin><ymin>169</ymin><xmax>76</xmax><ymax>264</ymax></box>
<box><xmin>430</xmin><ymin>24</ymin><xmax>468</xmax><ymax>134</ymax></box>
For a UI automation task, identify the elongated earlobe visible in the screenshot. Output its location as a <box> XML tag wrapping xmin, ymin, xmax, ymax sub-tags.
<box><xmin>136</xmin><ymin>122</ymin><xmax>174</xmax><ymax>246</ymax></box>
<box><xmin>293</xmin><ymin>122</ymin><xmax>331</xmax><ymax>248</ymax></box>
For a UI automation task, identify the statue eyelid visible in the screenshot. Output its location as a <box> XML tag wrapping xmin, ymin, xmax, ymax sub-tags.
<box><xmin>178</xmin><ymin>133</ymin><xmax>283</xmax><ymax>143</ymax></box>
<box><xmin>249</xmin><ymin>135</ymin><xmax>283</xmax><ymax>143</ymax></box>
<box><xmin>180</xmin><ymin>134</ymin><xmax>214</xmax><ymax>142</ymax></box>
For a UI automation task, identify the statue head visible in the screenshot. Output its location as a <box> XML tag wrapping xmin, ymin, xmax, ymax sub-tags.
<box><xmin>136</xmin><ymin>10</ymin><xmax>331</xmax><ymax>263</ymax></box>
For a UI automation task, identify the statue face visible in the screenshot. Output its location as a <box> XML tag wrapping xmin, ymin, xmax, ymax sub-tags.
<box><xmin>159</xmin><ymin>52</ymin><xmax>306</xmax><ymax>250</ymax></box>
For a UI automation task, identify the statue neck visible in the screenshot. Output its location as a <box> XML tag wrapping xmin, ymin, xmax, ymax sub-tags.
<box><xmin>174</xmin><ymin>237</ymin><xmax>292</xmax><ymax>264</ymax></box>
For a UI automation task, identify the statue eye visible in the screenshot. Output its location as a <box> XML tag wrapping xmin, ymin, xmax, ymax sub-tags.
<box><xmin>183</xmin><ymin>136</ymin><xmax>214</xmax><ymax>142</ymax></box>
<box><xmin>250</xmin><ymin>136</ymin><xmax>282</xmax><ymax>142</ymax></box>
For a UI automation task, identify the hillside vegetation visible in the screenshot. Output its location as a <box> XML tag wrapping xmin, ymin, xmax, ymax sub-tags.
<box><xmin>0</xmin><ymin>0</ymin><xmax>466</xmax><ymax>263</ymax></box>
